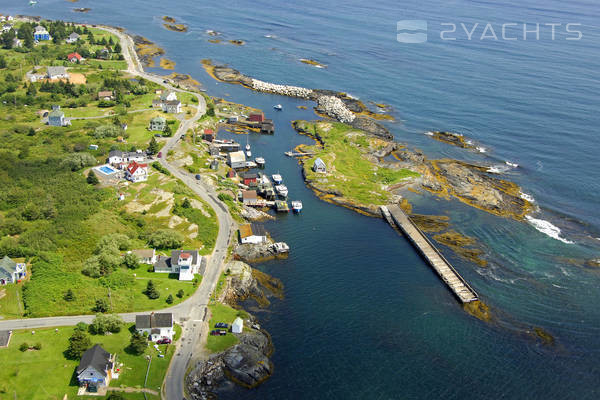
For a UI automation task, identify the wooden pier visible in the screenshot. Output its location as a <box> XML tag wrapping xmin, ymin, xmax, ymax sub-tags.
<box><xmin>382</xmin><ymin>205</ymin><xmax>479</xmax><ymax>303</ymax></box>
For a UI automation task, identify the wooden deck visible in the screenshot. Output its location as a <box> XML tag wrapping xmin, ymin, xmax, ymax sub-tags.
<box><xmin>382</xmin><ymin>205</ymin><xmax>479</xmax><ymax>303</ymax></box>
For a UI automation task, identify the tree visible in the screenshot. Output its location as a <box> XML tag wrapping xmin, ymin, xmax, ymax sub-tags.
<box><xmin>19</xmin><ymin>342</ymin><xmax>29</xmax><ymax>352</ymax></box>
<box><xmin>147</xmin><ymin>229</ymin><xmax>184</xmax><ymax>249</ymax></box>
<box><xmin>128</xmin><ymin>331</ymin><xmax>147</xmax><ymax>355</ymax></box>
<box><xmin>1</xmin><ymin>29</ymin><xmax>15</xmax><ymax>49</ymax></box>
<box><xmin>106</xmin><ymin>393</ymin><xmax>125</xmax><ymax>400</ymax></box>
<box><xmin>114</xmin><ymin>43</ymin><xmax>122</xmax><ymax>53</ymax></box>
<box><xmin>0</xmin><ymin>56</ymin><xmax>6</xmax><ymax>69</ymax></box>
<box><xmin>181</xmin><ymin>198</ymin><xmax>191</xmax><ymax>208</ymax></box>
<box><xmin>66</xmin><ymin>329</ymin><xmax>91</xmax><ymax>359</ymax></box>
<box><xmin>176</xmin><ymin>289</ymin><xmax>185</xmax><ymax>298</ymax></box>
<box><xmin>163</xmin><ymin>123</ymin><xmax>172</xmax><ymax>137</ymax></box>
<box><xmin>75</xmin><ymin>322</ymin><xmax>88</xmax><ymax>332</ymax></box>
<box><xmin>64</xmin><ymin>289</ymin><xmax>75</xmax><ymax>302</ymax></box>
<box><xmin>93</xmin><ymin>298</ymin><xmax>109</xmax><ymax>313</ymax></box>
<box><xmin>147</xmin><ymin>137</ymin><xmax>159</xmax><ymax>155</ymax></box>
<box><xmin>87</xmin><ymin>170</ymin><xmax>99</xmax><ymax>185</ymax></box>
<box><xmin>122</xmin><ymin>252</ymin><xmax>139</xmax><ymax>269</ymax></box>
<box><xmin>144</xmin><ymin>280</ymin><xmax>160</xmax><ymax>299</ymax></box>
<box><xmin>27</xmin><ymin>127</ymin><xmax>36</xmax><ymax>136</ymax></box>
<box><xmin>90</xmin><ymin>314</ymin><xmax>123</xmax><ymax>335</ymax></box>
<box><xmin>61</xmin><ymin>152</ymin><xmax>96</xmax><ymax>171</ymax></box>
<box><xmin>166</xmin><ymin>294</ymin><xmax>173</xmax><ymax>304</ymax></box>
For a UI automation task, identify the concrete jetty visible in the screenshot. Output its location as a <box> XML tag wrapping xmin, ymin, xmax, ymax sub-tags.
<box><xmin>381</xmin><ymin>205</ymin><xmax>479</xmax><ymax>303</ymax></box>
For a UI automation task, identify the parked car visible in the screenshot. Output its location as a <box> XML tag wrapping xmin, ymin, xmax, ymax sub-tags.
<box><xmin>218</xmin><ymin>330</ymin><xmax>227</xmax><ymax>336</ymax></box>
<box><xmin>156</xmin><ymin>338</ymin><xmax>171</xmax><ymax>344</ymax></box>
<box><xmin>157</xmin><ymin>152</ymin><xmax>162</xmax><ymax>158</ymax></box>
<box><xmin>154</xmin><ymin>133</ymin><xmax>162</xmax><ymax>137</ymax></box>
<box><xmin>210</xmin><ymin>330</ymin><xmax>220</xmax><ymax>336</ymax></box>
<box><xmin>215</xmin><ymin>322</ymin><xmax>229</xmax><ymax>329</ymax></box>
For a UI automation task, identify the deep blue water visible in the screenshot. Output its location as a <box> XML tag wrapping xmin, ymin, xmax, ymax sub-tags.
<box><xmin>2</xmin><ymin>0</ymin><xmax>600</xmax><ymax>398</ymax></box>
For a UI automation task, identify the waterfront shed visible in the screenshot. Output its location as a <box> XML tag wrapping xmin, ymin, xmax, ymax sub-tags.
<box><xmin>248</xmin><ymin>112</ymin><xmax>265</xmax><ymax>123</ymax></box>
<box><xmin>227</xmin><ymin>151</ymin><xmax>246</xmax><ymax>169</ymax></box>
<box><xmin>312</xmin><ymin>158</ymin><xmax>327</xmax><ymax>173</ymax></box>
<box><xmin>232</xmin><ymin>317</ymin><xmax>243</xmax><ymax>334</ymax></box>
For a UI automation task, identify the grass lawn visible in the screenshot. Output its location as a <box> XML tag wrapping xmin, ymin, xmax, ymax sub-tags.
<box><xmin>205</xmin><ymin>303</ymin><xmax>248</xmax><ymax>353</ymax></box>
<box><xmin>296</xmin><ymin>120</ymin><xmax>420</xmax><ymax>206</ymax></box>
<box><xmin>0</xmin><ymin>284</ymin><xmax>25</xmax><ymax>319</ymax></box>
<box><xmin>0</xmin><ymin>323</ymin><xmax>178</xmax><ymax>399</ymax></box>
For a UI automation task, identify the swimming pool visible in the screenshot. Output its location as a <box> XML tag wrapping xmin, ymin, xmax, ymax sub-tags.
<box><xmin>97</xmin><ymin>165</ymin><xmax>116</xmax><ymax>175</ymax></box>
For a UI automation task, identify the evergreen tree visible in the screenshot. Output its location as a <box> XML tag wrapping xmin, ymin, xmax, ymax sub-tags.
<box><xmin>87</xmin><ymin>170</ymin><xmax>99</xmax><ymax>185</ymax></box>
<box><xmin>147</xmin><ymin>137</ymin><xmax>159</xmax><ymax>155</ymax></box>
<box><xmin>64</xmin><ymin>289</ymin><xmax>75</xmax><ymax>301</ymax></box>
<box><xmin>163</xmin><ymin>123</ymin><xmax>172</xmax><ymax>137</ymax></box>
<box><xmin>144</xmin><ymin>280</ymin><xmax>160</xmax><ymax>299</ymax></box>
<box><xmin>0</xmin><ymin>55</ymin><xmax>6</xmax><ymax>69</ymax></box>
<box><xmin>129</xmin><ymin>331</ymin><xmax>147</xmax><ymax>355</ymax></box>
<box><xmin>166</xmin><ymin>294</ymin><xmax>173</xmax><ymax>304</ymax></box>
<box><xmin>176</xmin><ymin>289</ymin><xmax>185</xmax><ymax>298</ymax></box>
<box><xmin>93</xmin><ymin>298</ymin><xmax>109</xmax><ymax>313</ymax></box>
<box><xmin>114</xmin><ymin>43</ymin><xmax>122</xmax><ymax>53</ymax></box>
<box><xmin>181</xmin><ymin>198</ymin><xmax>191</xmax><ymax>208</ymax></box>
<box><xmin>66</xmin><ymin>329</ymin><xmax>91</xmax><ymax>359</ymax></box>
<box><xmin>26</xmin><ymin>83</ymin><xmax>37</xmax><ymax>96</ymax></box>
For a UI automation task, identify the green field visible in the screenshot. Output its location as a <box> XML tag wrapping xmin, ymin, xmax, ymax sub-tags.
<box><xmin>205</xmin><ymin>303</ymin><xmax>248</xmax><ymax>353</ymax></box>
<box><xmin>295</xmin><ymin>120</ymin><xmax>420</xmax><ymax>205</ymax></box>
<box><xmin>0</xmin><ymin>323</ymin><xmax>180</xmax><ymax>399</ymax></box>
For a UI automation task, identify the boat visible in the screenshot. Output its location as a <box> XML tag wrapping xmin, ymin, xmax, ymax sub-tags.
<box><xmin>255</xmin><ymin>157</ymin><xmax>265</xmax><ymax>168</ymax></box>
<box><xmin>245</xmin><ymin>161</ymin><xmax>257</xmax><ymax>168</ymax></box>
<box><xmin>275</xmin><ymin>185</ymin><xmax>288</xmax><ymax>197</ymax></box>
<box><xmin>275</xmin><ymin>200</ymin><xmax>289</xmax><ymax>213</ymax></box>
<box><xmin>284</xmin><ymin>151</ymin><xmax>293</xmax><ymax>157</ymax></box>
<box><xmin>29</xmin><ymin>0</ymin><xmax>37</xmax><ymax>4</ymax></box>
<box><xmin>274</xmin><ymin>104</ymin><xmax>283</xmax><ymax>110</ymax></box>
<box><xmin>245</xmin><ymin>137</ymin><xmax>251</xmax><ymax>151</ymax></box>
<box><xmin>272</xmin><ymin>242</ymin><xmax>290</xmax><ymax>253</ymax></box>
<box><xmin>291</xmin><ymin>200</ymin><xmax>303</xmax><ymax>213</ymax></box>
<box><xmin>272</xmin><ymin>173</ymin><xmax>283</xmax><ymax>184</ymax></box>
<box><xmin>246</xmin><ymin>150</ymin><xmax>252</xmax><ymax>158</ymax></box>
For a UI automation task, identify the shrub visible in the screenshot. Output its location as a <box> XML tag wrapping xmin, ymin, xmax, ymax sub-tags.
<box><xmin>19</xmin><ymin>343</ymin><xmax>29</xmax><ymax>352</ymax></box>
<box><xmin>64</xmin><ymin>289</ymin><xmax>74</xmax><ymax>302</ymax></box>
<box><xmin>151</xmin><ymin>161</ymin><xmax>170</xmax><ymax>176</ymax></box>
<box><xmin>128</xmin><ymin>331</ymin><xmax>147</xmax><ymax>355</ymax></box>
<box><xmin>93</xmin><ymin>298</ymin><xmax>109</xmax><ymax>313</ymax></box>
<box><xmin>144</xmin><ymin>280</ymin><xmax>160</xmax><ymax>299</ymax></box>
<box><xmin>33</xmin><ymin>342</ymin><xmax>42</xmax><ymax>350</ymax></box>
<box><xmin>165</xmin><ymin>294</ymin><xmax>173</xmax><ymax>304</ymax></box>
<box><xmin>61</xmin><ymin>152</ymin><xmax>96</xmax><ymax>171</ymax></box>
<box><xmin>176</xmin><ymin>289</ymin><xmax>184</xmax><ymax>298</ymax></box>
<box><xmin>90</xmin><ymin>314</ymin><xmax>123</xmax><ymax>335</ymax></box>
<box><xmin>66</xmin><ymin>329</ymin><xmax>91</xmax><ymax>359</ymax></box>
<box><xmin>147</xmin><ymin>229</ymin><xmax>183</xmax><ymax>249</ymax></box>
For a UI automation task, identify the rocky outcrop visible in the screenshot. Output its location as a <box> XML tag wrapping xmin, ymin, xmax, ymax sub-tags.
<box><xmin>186</xmin><ymin>328</ymin><xmax>274</xmax><ymax>397</ymax></box>
<box><xmin>240</xmin><ymin>205</ymin><xmax>275</xmax><ymax>221</ymax></box>
<box><xmin>233</xmin><ymin>239</ymin><xmax>286</xmax><ymax>263</ymax></box>
<box><xmin>223</xmin><ymin>261</ymin><xmax>265</xmax><ymax>305</ymax></box>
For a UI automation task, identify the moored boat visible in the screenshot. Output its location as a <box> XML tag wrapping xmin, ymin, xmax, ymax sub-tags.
<box><xmin>255</xmin><ymin>157</ymin><xmax>265</xmax><ymax>167</ymax></box>
<box><xmin>272</xmin><ymin>173</ymin><xmax>283</xmax><ymax>184</ymax></box>
<box><xmin>275</xmin><ymin>200</ymin><xmax>289</xmax><ymax>212</ymax></box>
<box><xmin>291</xmin><ymin>200</ymin><xmax>303</xmax><ymax>213</ymax></box>
<box><xmin>274</xmin><ymin>104</ymin><xmax>283</xmax><ymax>110</ymax></box>
<box><xmin>275</xmin><ymin>184</ymin><xmax>288</xmax><ymax>197</ymax></box>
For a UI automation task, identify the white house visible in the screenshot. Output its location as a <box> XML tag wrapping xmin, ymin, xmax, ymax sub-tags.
<box><xmin>153</xmin><ymin>250</ymin><xmax>201</xmax><ymax>281</ymax></box>
<box><xmin>239</xmin><ymin>224</ymin><xmax>267</xmax><ymax>244</ymax></box>
<box><xmin>161</xmin><ymin>90</ymin><xmax>178</xmax><ymax>102</ymax></box>
<box><xmin>136</xmin><ymin>312</ymin><xmax>174</xmax><ymax>342</ymax></box>
<box><xmin>163</xmin><ymin>100</ymin><xmax>182</xmax><ymax>114</ymax></box>
<box><xmin>108</xmin><ymin>150</ymin><xmax>146</xmax><ymax>165</ymax></box>
<box><xmin>125</xmin><ymin>161</ymin><xmax>148</xmax><ymax>183</ymax></box>
<box><xmin>0</xmin><ymin>256</ymin><xmax>26</xmax><ymax>285</ymax></box>
<box><xmin>227</xmin><ymin>151</ymin><xmax>246</xmax><ymax>169</ymax></box>
<box><xmin>312</xmin><ymin>157</ymin><xmax>327</xmax><ymax>173</ymax></box>
<box><xmin>76</xmin><ymin>345</ymin><xmax>115</xmax><ymax>392</ymax></box>
<box><xmin>232</xmin><ymin>317</ymin><xmax>243</xmax><ymax>334</ymax></box>
<box><xmin>47</xmin><ymin>66</ymin><xmax>69</xmax><ymax>80</ymax></box>
<box><xmin>129</xmin><ymin>249</ymin><xmax>157</xmax><ymax>265</ymax></box>
<box><xmin>66</xmin><ymin>32</ymin><xmax>80</xmax><ymax>44</ymax></box>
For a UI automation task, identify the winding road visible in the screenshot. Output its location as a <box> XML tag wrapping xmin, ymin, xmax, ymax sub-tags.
<box><xmin>1</xmin><ymin>22</ymin><xmax>235</xmax><ymax>400</ymax></box>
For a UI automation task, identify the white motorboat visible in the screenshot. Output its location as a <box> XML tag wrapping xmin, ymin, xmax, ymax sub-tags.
<box><xmin>291</xmin><ymin>200</ymin><xmax>303</xmax><ymax>213</ymax></box>
<box><xmin>274</xmin><ymin>104</ymin><xmax>283</xmax><ymax>110</ymax></box>
<box><xmin>255</xmin><ymin>157</ymin><xmax>265</xmax><ymax>167</ymax></box>
<box><xmin>246</xmin><ymin>150</ymin><xmax>252</xmax><ymax>158</ymax></box>
<box><xmin>275</xmin><ymin>185</ymin><xmax>288</xmax><ymax>197</ymax></box>
<box><xmin>272</xmin><ymin>174</ymin><xmax>283</xmax><ymax>184</ymax></box>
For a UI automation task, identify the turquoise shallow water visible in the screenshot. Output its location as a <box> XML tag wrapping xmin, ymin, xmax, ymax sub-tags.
<box><xmin>2</xmin><ymin>0</ymin><xmax>600</xmax><ymax>398</ymax></box>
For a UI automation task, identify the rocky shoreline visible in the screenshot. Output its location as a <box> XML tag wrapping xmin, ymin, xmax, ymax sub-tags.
<box><xmin>201</xmin><ymin>60</ymin><xmax>393</xmax><ymax>139</ymax></box>
<box><xmin>186</xmin><ymin>261</ymin><xmax>282</xmax><ymax>398</ymax></box>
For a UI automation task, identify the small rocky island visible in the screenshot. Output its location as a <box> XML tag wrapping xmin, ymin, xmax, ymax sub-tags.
<box><xmin>162</xmin><ymin>16</ymin><xmax>188</xmax><ymax>32</ymax></box>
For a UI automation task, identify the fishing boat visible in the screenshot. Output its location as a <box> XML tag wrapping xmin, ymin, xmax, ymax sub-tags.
<box><xmin>275</xmin><ymin>200</ymin><xmax>289</xmax><ymax>213</ymax></box>
<box><xmin>284</xmin><ymin>151</ymin><xmax>293</xmax><ymax>157</ymax></box>
<box><xmin>255</xmin><ymin>157</ymin><xmax>265</xmax><ymax>168</ymax></box>
<box><xmin>272</xmin><ymin>173</ymin><xmax>283</xmax><ymax>184</ymax></box>
<box><xmin>272</xmin><ymin>242</ymin><xmax>290</xmax><ymax>253</ymax></box>
<box><xmin>275</xmin><ymin>185</ymin><xmax>288</xmax><ymax>197</ymax></box>
<box><xmin>274</xmin><ymin>104</ymin><xmax>283</xmax><ymax>110</ymax></box>
<box><xmin>291</xmin><ymin>200</ymin><xmax>303</xmax><ymax>213</ymax></box>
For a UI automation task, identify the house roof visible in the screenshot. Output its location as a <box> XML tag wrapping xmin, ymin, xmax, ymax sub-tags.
<box><xmin>68</xmin><ymin>52</ymin><xmax>83</xmax><ymax>61</ymax></box>
<box><xmin>0</xmin><ymin>256</ymin><xmax>16</xmax><ymax>280</ymax></box>
<box><xmin>239</xmin><ymin>224</ymin><xmax>253</xmax><ymax>239</ymax></box>
<box><xmin>165</xmin><ymin>100</ymin><xmax>181</xmax><ymax>106</ymax></box>
<box><xmin>150</xmin><ymin>116</ymin><xmax>166</xmax><ymax>123</ymax></box>
<box><xmin>34</xmin><ymin>25</ymin><xmax>48</xmax><ymax>33</ymax></box>
<box><xmin>243</xmin><ymin>172</ymin><xmax>258</xmax><ymax>179</ymax></box>
<box><xmin>160</xmin><ymin>90</ymin><xmax>176</xmax><ymax>101</ymax></box>
<box><xmin>98</xmin><ymin>90</ymin><xmax>113</xmax><ymax>98</ymax></box>
<box><xmin>131</xmin><ymin>249</ymin><xmax>155</xmax><ymax>259</ymax></box>
<box><xmin>314</xmin><ymin>158</ymin><xmax>326</xmax><ymax>169</ymax></box>
<box><xmin>171</xmin><ymin>250</ymin><xmax>199</xmax><ymax>266</ymax></box>
<box><xmin>232</xmin><ymin>317</ymin><xmax>243</xmax><ymax>328</ymax></box>
<box><xmin>179</xmin><ymin>253</ymin><xmax>191</xmax><ymax>259</ymax></box>
<box><xmin>47</xmin><ymin>66</ymin><xmax>67</xmax><ymax>77</ymax></box>
<box><xmin>126</xmin><ymin>161</ymin><xmax>148</xmax><ymax>175</ymax></box>
<box><xmin>48</xmin><ymin>108</ymin><xmax>64</xmax><ymax>118</ymax></box>
<box><xmin>68</xmin><ymin>32</ymin><xmax>80</xmax><ymax>39</ymax></box>
<box><xmin>77</xmin><ymin>344</ymin><xmax>112</xmax><ymax>377</ymax></box>
<box><xmin>203</xmin><ymin>129</ymin><xmax>214</xmax><ymax>134</ymax></box>
<box><xmin>109</xmin><ymin>150</ymin><xmax>124</xmax><ymax>158</ymax></box>
<box><xmin>228</xmin><ymin>151</ymin><xmax>245</xmax><ymax>163</ymax></box>
<box><xmin>242</xmin><ymin>190</ymin><xmax>257</xmax><ymax>200</ymax></box>
<box><xmin>136</xmin><ymin>313</ymin><xmax>173</xmax><ymax>329</ymax></box>
<box><xmin>250</xmin><ymin>223</ymin><xmax>267</xmax><ymax>237</ymax></box>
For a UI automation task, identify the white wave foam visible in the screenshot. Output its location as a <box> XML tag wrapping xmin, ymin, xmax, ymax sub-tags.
<box><xmin>487</xmin><ymin>165</ymin><xmax>510</xmax><ymax>174</ymax></box>
<box><xmin>423</xmin><ymin>131</ymin><xmax>434</xmax><ymax>136</ymax></box>
<box><xmin>519</xmin><ymin>192</ymin><xmax>535</xmax><ymax>203</ymax></box>
<box><xmin>525</xmin><ymin>215</ymin><xmax>574</xmax><ymax>244</ymax></box>
<box><xmin>505</xmin><ymin>161</ymin><xmax>518</xmax><ymax>168</ymax></box>
<box><xmin>476</xmin><ymin>146</ymin><xmax>487</xmax><ymax>153</ymax></box>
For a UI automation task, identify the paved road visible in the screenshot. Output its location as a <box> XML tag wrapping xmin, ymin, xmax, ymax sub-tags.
<box><xmin>1</xmin><ymin>22</ymin><xmax>231</xmax><ymax>400</ymax></box>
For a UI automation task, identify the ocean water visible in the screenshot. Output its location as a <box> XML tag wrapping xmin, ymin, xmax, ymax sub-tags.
<box><xmin>2</xmin><ymin>0</ymin><xmax>600</xmax><ymax>398</ymax></box>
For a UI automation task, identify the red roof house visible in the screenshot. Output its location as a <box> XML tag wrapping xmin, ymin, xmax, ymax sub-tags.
<box><xmin>67</xmin><ymin>52</ymin><xmax>84</xmax><ymax>63</ymax></box>
<box><xmin>125</xmin><ymin>161</ymin><xmax>148</xmax><ymax>183</ymax></box>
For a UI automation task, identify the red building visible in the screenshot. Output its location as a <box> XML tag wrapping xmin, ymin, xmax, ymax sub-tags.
<box><xmin>248</xmin><ymin>112</ymin><xmax>265</xmax><ymax>123</ymax></box>
<box><xmin>242</xmin><ymin>172</ymin><xmax>258</xmax><ymax>186</ymax></box>
<box><xmin>67</xmin><ymin>52</ymin><xmax>84</xmax><ymax>63</ymax></box>
<box><xmin>203</xmin><ymin>129</ymin><xmax>215</xmax><ymax>142</ymax></box>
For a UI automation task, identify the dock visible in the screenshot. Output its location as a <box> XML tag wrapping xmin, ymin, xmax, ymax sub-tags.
<box><xmin>284</xmin><ymin>151</ymin><xmax>316</xmax><ymax>157</ymax></box>
<box><xmin>382</xmin><ymin>205</ymin><xmax>478</xmax><ymax>303</ymax></box>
